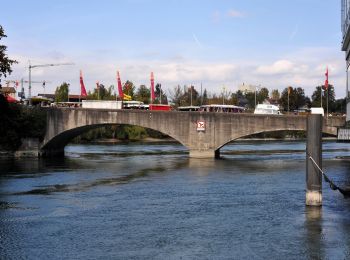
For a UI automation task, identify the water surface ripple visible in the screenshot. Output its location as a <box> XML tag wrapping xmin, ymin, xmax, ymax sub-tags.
<box><xmin>1</xmin><ymin>141</ymin><xmax>350</xmax><ymax>259</ymax></box>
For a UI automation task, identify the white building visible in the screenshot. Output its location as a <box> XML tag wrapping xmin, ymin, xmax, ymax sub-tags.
<box><xmin>238</xmin><ymin>83</ymin><xmax>257</xmax><ymax>94</ymax></box>
<box><xmin>341</xmin><ymin>0</ymin><xmax>350</xmax><ymax>123</ymax></box>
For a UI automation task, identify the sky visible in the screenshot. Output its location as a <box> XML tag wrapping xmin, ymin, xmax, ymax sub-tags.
<box><xmin>1</xmin><ymin>0</ymin><xmax>347</xmax><ymax>99</ymax></box>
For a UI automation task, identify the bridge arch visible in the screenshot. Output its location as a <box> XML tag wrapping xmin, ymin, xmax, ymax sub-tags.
<box><xmin>214</xmin><ymin>126</ymin><xmax>338</xmax><ymax>154</ymax></box>
<box><xmin>41</xmin><ymin>108</ymin><xmax>191</xmax><ymax>156</ymax></box>
<box><xmin>41</xmin><ymin>123</ymin><xmax>187</xmax><ymax>156</ymax></box>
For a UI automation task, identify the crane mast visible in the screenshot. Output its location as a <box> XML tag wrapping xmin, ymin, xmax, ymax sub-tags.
<box><xmin>28</xmin><ymin>62</ymin><xmax>74</xmax><ymax>99</ymax></box>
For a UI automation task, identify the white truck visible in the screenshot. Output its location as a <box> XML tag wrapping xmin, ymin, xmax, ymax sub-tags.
<box><xmin>310</xmin><ymin>107</ymin><xmax>324</xmax><ymax>116</ymax></box>
<box><xmin>82</xmin><ymin>100</ymin><xmax>123</xmax><ymax>109</ymax></box>
<box><xmin>254</xmin><ymin>104</ymin><xmax>281</xmax><ymax>115</ymax></box>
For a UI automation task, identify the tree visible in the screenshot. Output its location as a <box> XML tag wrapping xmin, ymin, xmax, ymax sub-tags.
<box><xmin>169</xmin><ymin>85</ymin><xmax>183</xmax><ymax>107</ymax></box>
<box><xmin>0</xmin><ymin>25</ymin><xmax>17</xmax><ymax>81</ymax></box>
<box><xmin>257</xmin><ymin>87</ymin><xmax>269</xmax><ymax>104</ymax></box>
<box><xmin>244</xmin><ymin>91</ymin><xmax>255</xmax><ymax>109</ymax></box>
<box><xmin>229</xmin><ymin>92</ymin><xmax>239</xmax><ymax>105</ymax></box>
<box><xmin>202</xmin><ymin>88</ymin><xmax>208</xmax><ymax>105</ymax></box>
<box><xmin>311</xmin><ymin>84</ymin><xmax>335</xmax><ymax>111</ymax></box>
<box><xmin>271</xmin><ymin>89</ymin><xmax>280</xmax><ymax>100</ymax></box>
<box><xmin>122</xmin><ymin>80</ymin><xmax>135</xmax><ymax>98</ymax></box>
<box><xmin>155</xmin><ymin>83</ymin><xmax>168</xmax><ymax>104</ymax></box>
<box><xmin>332</xmin><ymin>98</ymin><xmax>346</xmax><ymax>113</ymax></box>
<box><xmin>87</xmin><ymin>84</ymin><xmax>115</xmax><ymax>100</ymax></box>
<box><xmin>54</xmin><ymin>82</ymin><xmax>69</xmax><ymax>102</ymax></box>
<box><xmin>135</xmin><ymin>84</ymin><xmax>150</xmax><ymax>103</ymax></box>
<box><xmin>280</xmin><ymin>86</ymin><xmax>308</xmax><ymax>111</ymax></box>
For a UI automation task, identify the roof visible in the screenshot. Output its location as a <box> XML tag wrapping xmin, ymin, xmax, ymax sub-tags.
<box><xmin>38</xmin><ymin>94</ymin><xmax>87</xmax><ymax>100</ymax></box>
<box><xmin>0</xmin><ymin>87</ymin><xmax>16</xmax><ymax>94</ymax></box>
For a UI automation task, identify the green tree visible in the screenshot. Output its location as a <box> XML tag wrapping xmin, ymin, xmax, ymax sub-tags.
<box><xmin>271</xmin><ymin>89</ymin><xmax>280</xmax><ymax>100</ymax></box>
<box><xmin>244</xmin><ymin>92</ymin><xmax>255</xmax><ymax>109</ymax></box>
<box><xmin>122</xmin><ymin>80</ymin><xmax>135</xmax><ymax>98</ymax></box>
<box><xmin>332</xmin><ymin>98</ymin><xmax>346</xmax><ymax>113</ymax></box>
<box><xmin>155</xmin><ymin>83</ymin><xmax>168</xmax><ymax>104</ymax></box>
<box><xmin>87</xmin><ymin>84</ymin><xmax>115</xmax><ymax>100</ymax></box>
<box><xmin>311</xmin><ymin>84</ymin><xmax>335</xmax><ymax>110</ymax></box>
<box><xmin>257</xmin><ymin>87</ymin><xmax>269</xmax><ymax>104</ymax></box>
<box><xmin>280</xmin><ymin>86</ymin><xmax>309</xmax><ymax>111</ymax></box>
<box><xmin>169</xmin><ymin>85</ymin><xmax>184</xmax><ymax>107</ymax></box>
<box><xmin>202</xmin><ymin>88</ymin><xmax>208</xmax><ymax>105</ymax></box>
<box><xmin>135</xmin><ymin>84</ymin><xmax>150</xmax><ymax>103</ymax></box>
<box><xmin>229</xmin><ymin>92</ymin><xmax>239</xmax><ymax>105</ymax></box>
<box><xmin>0</xmin><ymin>25</ymin><xmax>17</xmax><ymax>80</ymax></box>
<box><xmin>54</xmin><ymin>82</ymin><xmax>69</xmax><ymax>102</ymax></box>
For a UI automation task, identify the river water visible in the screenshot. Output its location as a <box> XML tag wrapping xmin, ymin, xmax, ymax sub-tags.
<box><xmin>1</xmin><ymin>140</ymin><xmax>350</xmax><ymax>259</ymax></box>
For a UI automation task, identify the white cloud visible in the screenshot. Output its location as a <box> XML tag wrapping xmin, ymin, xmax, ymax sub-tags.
<box><xmin>227</xmin><ymin>9</ymin><xmax>245</xmax><ymax>18</ymax></box>
<box><xmin>255</xmin><ymin>60</ymin><xmax>299</xmax><ymax>75</ymax></box>
<box><xmin>6</xmin><ymin>46</ymin><xmax>347</xmax><ymax>100</ymax></box>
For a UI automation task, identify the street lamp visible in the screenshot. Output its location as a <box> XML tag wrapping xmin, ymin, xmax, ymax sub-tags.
<box><xmin>222</xmin><ymin>86</ymin><xmax>226</xmax><ymax>105</ymax></box>
<box><xmin>255</xmin><ymin>84</ymin><xmax>261</xmax><ymax>108</ymax></box>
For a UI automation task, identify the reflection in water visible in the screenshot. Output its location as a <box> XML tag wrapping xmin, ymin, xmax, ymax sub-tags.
<box><xmin>0</xmin><ymin>141</ymin><xmax>350</xmax><ymax>259</ymax></box>
<box><xmin>304</xmin><ymin>207</ymin><xmax>324</xmax><ymax>259</ymax></box>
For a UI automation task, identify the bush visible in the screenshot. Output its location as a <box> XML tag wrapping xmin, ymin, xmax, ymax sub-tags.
<box><xmin>0</xmin><ymin>96</ymin><xmax>47</xmax><ymax>151</ymax></box>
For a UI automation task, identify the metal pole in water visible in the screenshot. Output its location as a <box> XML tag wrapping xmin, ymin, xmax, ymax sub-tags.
<box><xmin>306</xmin><ymin>114</ymin><xmax>322</xmax><ymax>206</ymax></box>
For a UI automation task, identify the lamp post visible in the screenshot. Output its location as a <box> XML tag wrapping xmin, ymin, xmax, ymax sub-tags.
<box><xmin>255</xmin><ymin>88</ymin><xmax>256</xmax><ymax>108</ymax></box>
<box><xmin>222</xmin><ymin>86</ymin><xmax>226</xmax><ymax>105</ymax></box>
<box><xmin>160</xmin><ymin>84</ymin><xmax>162</xmax><ymax>104</ymax></box>
<box><xmin>255</xmin><ymin>84</ymin><xmax>261</xmax><ymax>108</ymax></box>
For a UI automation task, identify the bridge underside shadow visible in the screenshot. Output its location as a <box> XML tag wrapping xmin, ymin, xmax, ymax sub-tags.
<box><xmin>40</xmin><ymin>124</ymin><xmax>185</xmax><ymax>157</ymax></box>
<box><xmin>213</xmin><ymin>128</ymin><xmax>338</xmax><ymax>159</ymax></box>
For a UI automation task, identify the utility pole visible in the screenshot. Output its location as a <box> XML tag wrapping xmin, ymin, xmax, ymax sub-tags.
<box><xmin>222</xmin><ymin>86</ymin><xmax>225</xmax><ymax>105</ymax></box>
<box><xmin>255</xmin><ymin>85</ymin><xmax>261</xmax><ymax>108</ymax></box>
<box><xmin>28</xmin><ymin>61</ymin><xmax>74</xmax><ymax>99</ymax></box>
<box><xmin>200</xmin><ymin>82</ymin><xmax>203</xmax><ymax>106</ymax></box>
<box><xmin>326</xmin><ymin>88</ymin><xmax>329</xmax><ymax>118</ymax></box>
<box><xmin>255</xmin><ymin>88</ymin><xmax>256</xmax><ymax>108</ymax></box>
<box><xmin>160</xmin><ymin>84</ymin><xmax>162</xmax><ymax>104</ymax></box>
<box><xmin>288</xmin><ymin>86</ymin><xmax>291</xmax><ymax>113</ymax></box>
<box><xmin>6</xmin><ymin>79</ymin><xmax>49</xmax><ymax>99</ymax></box>
<box><xmin>190</xmin><ymin>84</ymin><xmax>193</xmax><ymax>106</ymax></box>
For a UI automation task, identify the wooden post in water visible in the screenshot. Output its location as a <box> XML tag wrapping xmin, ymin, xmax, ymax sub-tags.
<box><xmin>306</xmin><ymin>114</ymin><xmax>322</xmax><ymax>206</ymax></box>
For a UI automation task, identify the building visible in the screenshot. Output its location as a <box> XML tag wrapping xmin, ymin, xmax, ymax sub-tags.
<box><xmin>38</xmin><ymin>94</ymin><xmax>87</xmax><ymax>102</ymax></box>
<box><xmin>238</xmin><ymin>83</ymin><xmax>257</xmax><ymax>94</ymax></box>
<box><xmin>341</xmin><ymin>0</ymin><xmax>350</xmax><ymax>123</ymax></box>
<box><xmin>0</xmin><ymin>87</ymin><xmax>16</xmax><ymax>99</ymax></box>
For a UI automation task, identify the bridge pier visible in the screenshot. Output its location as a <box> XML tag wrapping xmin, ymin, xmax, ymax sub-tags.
<box><xmin>189</xmin><ymin>149</ymin><xmax>220</xmax><ymax>159</ymax></box>
<box><xmin>306</xmin><ymin>114</ymin><xmax>322</xmax><ymax>207</ymax></box>
<box><xmin>40</xmin><ymin>148</ymin><xmax>65</xmax><ymax>157</ymax></box>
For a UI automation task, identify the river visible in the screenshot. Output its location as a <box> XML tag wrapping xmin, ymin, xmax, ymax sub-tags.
<box><xmin>1</xmin><ymin>140</ymin><xmax>350</xmax><ymax>259</ymax></box>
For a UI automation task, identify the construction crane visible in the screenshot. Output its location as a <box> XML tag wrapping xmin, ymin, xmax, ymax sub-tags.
<box><xmin>6</xmin><ymin>79</ymin><xmax>51</xmax><ymax>99</ymax></box>
<box><xmin>28</xmin><ymin>62</ymin><xmax>74</xmax><ymax>98</ymax></box>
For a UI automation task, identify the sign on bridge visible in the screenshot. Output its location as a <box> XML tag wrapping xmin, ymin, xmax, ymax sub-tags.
<box><xmin>197</xmin><ymin>121</ymin><xmax>205</xmax><ymax>131</ymax></box>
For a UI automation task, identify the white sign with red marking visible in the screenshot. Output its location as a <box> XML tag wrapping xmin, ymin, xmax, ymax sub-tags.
<box><xmin>197</xmin><ymin>121</ymin><xmax>205</xmax><ymax>131</ymax></box>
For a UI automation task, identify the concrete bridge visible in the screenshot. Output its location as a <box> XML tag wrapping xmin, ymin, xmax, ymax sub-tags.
<box><xmin>41</xmin><ymin>108</ymin><xmax>345</xmax><ymax>158</ymax></box>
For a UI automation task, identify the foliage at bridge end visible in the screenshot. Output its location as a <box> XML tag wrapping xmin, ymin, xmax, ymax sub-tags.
<box><xmin>0</xmin><ymin>25</ymin><xmax>18</xmax><ymax>80</ymax></box>
<box><xmin>73</xmin><ymin>125</ymin><xmax>169</xmax><ymax>143</ymax></box>
<box><xmin>0</xmin><ymin>97</ymin><xmax>46</xmax><ymax>151</ymax></box>
<box><xmin>54</xmin><ymin>82</ymin><xmax>69</xmax><ymax>102</ymax></box>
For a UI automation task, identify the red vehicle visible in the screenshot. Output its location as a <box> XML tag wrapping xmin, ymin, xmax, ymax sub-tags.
<box><xmin>149</xmin><ymin>104</ymin><xmax>171</xmax><ymax>111</ymax></box>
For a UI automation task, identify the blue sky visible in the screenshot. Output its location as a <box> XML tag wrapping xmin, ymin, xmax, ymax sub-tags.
<box><xmin>1</xmin><ymin>0</ymin><xmax>346</xmax><ymax>98</ymax></box>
